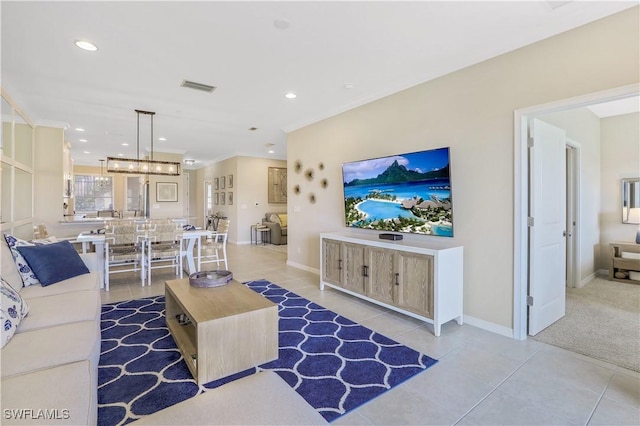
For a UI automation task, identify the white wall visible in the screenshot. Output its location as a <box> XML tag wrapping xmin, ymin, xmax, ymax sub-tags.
<box><xmin>34</xmin><ymin>126</ymin><xmax>64</xmax><ymax>225</ymax></box>
<box><xmin>600</xmin><ymin>112</ymin><xmax>640</xmax><ymax>269</ymax></box>
<box><xmin>538</xmin><ymin>108</ymin><xmax>602</xmax><ymax>283</ymax></box>
<box><xmin>195</xmin><ymin>156</ymin><xmax>286</xmax><ymax>244</ymax></box>
<box><xmin>147</xmin><ymin>152</ymin><xmax>185</xmax><ymax>219</ymax></box>
<box><xmin>196</xmin><ymin>157</ymin><xmax>238</xmax><ymax>241</ymax></box>
<box><xmin>236</xmin><ymin>157</ymin><xmax>287</xmax><ymax>244</ymax></box>
<box><xmin>185</xmin><ymin>169</ymin><xmax>197</xmax><ymax>223</ymax></box>
<box><xmin>287</xmin><ymin>7</ymin><xmax>639</xmax><ymax>331</ymax></box>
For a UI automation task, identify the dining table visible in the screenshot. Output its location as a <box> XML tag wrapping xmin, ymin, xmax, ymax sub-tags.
<box><xmin>77</xmin><ymin>229</ymin><xmax>213</xmax><ymax>290</ymax></box>
<box><xmin>75</xmin><ymin>231</ymin><xmax>106</xmax><ymax>289</ymax></box>
<box><xmin>180</xmin><ymin>229</ymin><xmax>213</xmax><ymax>275</ymax></box>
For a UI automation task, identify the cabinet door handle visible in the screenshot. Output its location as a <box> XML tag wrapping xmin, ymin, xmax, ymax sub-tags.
<box><xmin>338</xmin><ymin>259</ymin><xmax>342</xmax><ymax>270</ymax></box>
<box><xmin>395</xmin><ymin>272</ymin><xmax>399</xmax><ymax>286</ymax></box>
<box><xmin>363</xmin><ymin>265</ymin><xmax>369</xmax><ymax>277</ymax></box>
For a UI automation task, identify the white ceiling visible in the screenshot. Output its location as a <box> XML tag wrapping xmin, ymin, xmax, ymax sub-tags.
<box><xmin>587</xmin><ymin>96</ymin><xmax>640</xmax><ymax>118</ymax></box>
<box><xmin>1</xmin><ymin>1</ymin><xmax>637</xmax><ymax>168</ymax></box>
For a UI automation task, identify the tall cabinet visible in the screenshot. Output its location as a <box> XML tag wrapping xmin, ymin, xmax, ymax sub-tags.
<box><xmin>320</xmin><ymin>232</ymin><xmax>463</xmax><ymax>336</ymax></box>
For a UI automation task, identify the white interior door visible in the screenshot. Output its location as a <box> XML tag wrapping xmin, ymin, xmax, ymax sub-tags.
<box><xmin>184</xmin><ymin>173</ymin><xmax>190</xmax><ymax>219</ymax></box>
<box><xmin>204</xmin><ymin>181</ymin><xmax>212</xmax><ymax>229</ymax></box>
<box><xmin>529</xmin><ymin>118</ymin><xmax>567</xmax><ymax>335</ymax></box>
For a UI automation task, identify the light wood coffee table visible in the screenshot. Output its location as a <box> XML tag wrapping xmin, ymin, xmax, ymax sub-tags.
<box><xmin>165</xmin><ymin>278</ymin><xmax>278</xmax><ymax>384</ymax></box>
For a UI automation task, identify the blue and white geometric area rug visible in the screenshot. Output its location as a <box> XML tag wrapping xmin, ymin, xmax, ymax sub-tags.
<box><xmin>98</xmin><ymin>279</ymin><xmax>437</xmax><ymax>425</ymax></box>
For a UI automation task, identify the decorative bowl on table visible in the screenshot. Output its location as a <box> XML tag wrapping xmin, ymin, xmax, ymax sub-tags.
<box><xmin>189</xmin><ymin>270</ymin><xmax>233</xmax><ymax>288</ymax></box>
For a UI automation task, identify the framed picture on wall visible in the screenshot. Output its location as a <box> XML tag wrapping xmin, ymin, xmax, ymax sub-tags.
<box><xmin>268</xmin><ymin>167</ymin><xmax>287</xmax><ymax>204</ymax></box>
<box><xmin>214</xmin><ymin>178</ymin><xmax>219</xmax><ymax>190</ymax></box>
<box><xmin>228</xmin><ymin>174</ymin><xmax>233</xmax><ymax>188</ymax></box>
<box><xmin>156</xmin><ymin>182</ymin><xmax>178</xmax><ymax>202</ymax></box>
<box><xmin>214</xmin><ymin>192</ymin><xmax>219</xmax><ymax>205</ymax></box>
<box><xmin>228</xmin><ymin>192</ymin><xmax>233</xmax><ymax>205</ymax></box>
<box><xmin>221</xmin><ymin>192</ymin><xmax>226</xmax><ymax>205</ymax></box>
<box><xmin>221</xmin><ymin>176</ymin><xmax>226</xmax><ymax>189</ymax></box>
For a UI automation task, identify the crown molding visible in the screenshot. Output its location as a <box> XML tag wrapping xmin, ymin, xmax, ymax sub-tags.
<box><xmin>35</xmin><ymin>119</ymin><xmax>70</xmax><ymax>129</ymax></box>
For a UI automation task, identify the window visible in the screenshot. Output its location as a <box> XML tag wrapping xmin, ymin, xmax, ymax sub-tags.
<box><xmin>126</xmin><ymin>176</ymin><xmax>143</xmax><ymax>212</ymax></box>
<box><xmin>205</xmin><ymin>181</ymin><xmax>213</xmax><ymax>214</ymax></box>
<box><xmin>73</xmin><ymin>174</ymin><xmax>113</xmax><ymax>213</ymax></box>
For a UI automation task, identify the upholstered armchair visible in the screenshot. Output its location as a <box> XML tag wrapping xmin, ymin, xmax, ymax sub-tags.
<box><xmin>262</xmin><ymin>212</ymin><xmax>287</xmax><ymax>245</ymax></box>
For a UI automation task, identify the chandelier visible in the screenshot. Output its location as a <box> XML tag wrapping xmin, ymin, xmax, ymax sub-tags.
<box><xmin>106</xmin><ymin>109</ymin><xmax>181</xmax><ymax>176</ymax></box>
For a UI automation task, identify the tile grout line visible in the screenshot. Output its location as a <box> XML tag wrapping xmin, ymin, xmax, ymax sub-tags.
<box><xmin>451</xmin><ymin>343</ymin><xmax>546</xmax><ymax>425</ymax></box>
<box><xmin>584</xmin><ymin>373</ymin><xmax>616</xmax><ymax>426</ymax></box>
<box><xmin>395</xmin><ymin>341</ymin><xmax>546</xmax><ymax>425</ymax></box>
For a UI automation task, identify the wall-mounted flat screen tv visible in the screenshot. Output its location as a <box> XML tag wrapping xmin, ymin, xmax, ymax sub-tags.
<box><xmin>342</xmin><ymin>147</ymin><xmax>453</xmax><ymax>237</ymax></box>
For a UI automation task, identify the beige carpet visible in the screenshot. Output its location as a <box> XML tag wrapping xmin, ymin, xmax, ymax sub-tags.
<box><xmin>532</xmin><ymin>277</ymin><xmax>640</xmax><ymax>372</ymax></box>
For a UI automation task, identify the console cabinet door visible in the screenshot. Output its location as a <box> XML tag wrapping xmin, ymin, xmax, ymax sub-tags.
<box><xmin>342</xmin><ymin>242</ymin><xmax>366</xmax><ymax>293</ymax></box>
<box><xmin>322</xmin><ymin>239</ymin><xmax>342</xmax><ymax>286</ymax></box>
<box><xmin>395</xmin><ymin>252</ymin><xmax>434</xmax><ymax>319</ymax></box>
<box><xmin>365</xmin><ymin>246</ymin><xmax>395</xmax><ymax>305</ymax></box>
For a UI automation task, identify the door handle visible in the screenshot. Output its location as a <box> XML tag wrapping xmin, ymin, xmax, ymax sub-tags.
<box><xmin>338</xmin><ymin>259</ymin><xmax>342</xmax><ymax>270</ymax></box>
<box><xmin>363</xmin><ymin>265</ymin><xmax>368</xmax><ymax>277</ymax></box>
<box><xmin>395</xmin><ymin>273</ymin><xmax>399</xmax><ymax>286</ymax></box>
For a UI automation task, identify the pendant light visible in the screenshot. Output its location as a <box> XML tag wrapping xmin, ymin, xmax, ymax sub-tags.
<box><xmin>106</xmin><ymin>110</ymin><xmax>181</xmax><ymax>176</ymax></box>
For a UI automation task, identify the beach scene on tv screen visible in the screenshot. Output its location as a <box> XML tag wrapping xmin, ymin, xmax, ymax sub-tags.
<box><xmin>343</xmin><ymin>147</ymin><xmax>453</xmax><ymax>237</ymax></box>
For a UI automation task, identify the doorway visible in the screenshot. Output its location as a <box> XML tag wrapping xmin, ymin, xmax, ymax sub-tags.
<box><xmin>204</xmin><ymin>180</ymin><xmax>213</xmax><ymax>229</ymax></box>
<box><xmin>526</xmin><ymin>125</ymin><xmax>581</xmax><ymax>335</ymax></box>
<box><xmin>513</xmin><ymin>83</ymin><xmax>639</xmax><ymax>340</ymax></box>
<box><xmin>565</xmin><ymin>143</ymin><xmax>580</xmax><ymax>290</ymax></box>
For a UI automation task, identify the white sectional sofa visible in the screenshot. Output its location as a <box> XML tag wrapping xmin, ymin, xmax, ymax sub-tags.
<box><xmin>0</xmin><ymin>236</ymin><xmax>101</xmax><ymax>425</ymax></box>
<box><xmin>0</xmin><ymin>235</ymin><xmax>326</xmax><ymax>425</ymax></box>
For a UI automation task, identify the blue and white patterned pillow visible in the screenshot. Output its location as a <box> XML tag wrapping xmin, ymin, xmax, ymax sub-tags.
<box><xmin>0</xmin><ymin>277</ymin><xmax>29</xmax><ymax>348</ymax></box>
<box><xmin>3</xmin><ymin>234</ymin><xmax>41</xmax><ymax>287</ymax></box>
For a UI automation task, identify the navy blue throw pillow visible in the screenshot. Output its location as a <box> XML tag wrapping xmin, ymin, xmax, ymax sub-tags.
<box><xmin>16</xmin><ymin>241</ymin><xmax>89</xmax><ymax>286</ymax></box>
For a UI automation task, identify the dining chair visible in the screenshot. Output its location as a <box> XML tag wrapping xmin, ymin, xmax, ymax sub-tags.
<box><xmin>104</xmin><ymin>223</ymin><xmax>144</xmax><ymax>291</ymax></box>
<box><xmin>200</xmin><ymin>219</ymin><xmax>229</xmax><ymax>270</ymax></box>
<box><xmin>144</xmin><ymin>220</ymin><xmax>183</xmax><ymax>286</ymax></box>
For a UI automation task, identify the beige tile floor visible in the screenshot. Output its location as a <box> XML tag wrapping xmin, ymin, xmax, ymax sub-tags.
<box><xmin>101</xmin><ymin>243</ymin><xmax>640</xmax><ymax>425</ymax></box>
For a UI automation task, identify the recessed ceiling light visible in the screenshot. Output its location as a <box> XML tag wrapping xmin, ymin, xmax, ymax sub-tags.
<box><xmin>118</xmin><ymin>153</ymin><xmax>124</xmax><ymax>157</ymax></box>
<box><xmin>284</xmin><ymin>92</ymin><xmax>297</xmax><ymax>99</ymax></box>
<box><xmin>74</xmin><ymin>40</ymin><xmax>98</xmax><ymax>51</ymax></box>
<box><xmin>75</xmin><ymin>128</ymin><xmax>85</xmax><ymax>132</ymax></box>
<box><xmin>121</xmin><ymin>143</ymin><xmax>129</xmax><ymax>146</ymax></box>
<box><xmin>79</xmin><ymin>139</ymin><xmax>87</xmax><ymax>142</ymax></box>
<box><xmin>158</xmin><ymin>137</ymin><xmax>167</xmax><ymax>141</ymax></box>
<box><xmin>344</xmin><ymin>83</ymin><xmax>354</xmax><ymax>89</ymax></box>
<box><xmin>83</xmin><ymin>151</ymin><xmax>90</xmax><ymax>154</ymax></box>
<box><xmin>268</xmin><ymin>150</ymin><xmax>275</xmax><ymax>154</ymax></box>
<box><xmin>184</xmin><ymin>159</ymin><xmax>196</xmax><ymax>165</ymax></box>
<box><xmin>249</xmin><ymin>127</ymin><xmax>258</xmax><ymax>131</ymax></box>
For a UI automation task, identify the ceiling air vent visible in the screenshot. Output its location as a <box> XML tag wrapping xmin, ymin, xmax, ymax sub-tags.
<box><xmin>180</xmin><ymin>80</ymin><xmax>216</xmax><ymax>93</ymax></box>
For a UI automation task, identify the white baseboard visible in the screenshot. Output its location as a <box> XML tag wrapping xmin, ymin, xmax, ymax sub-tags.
<box><xmin>286</xmin><ymin>260</ymin><xmax>319</xmax><ymax>275</ymax></box>
<box><xmin>578</xmin><ymin>270</ymin><xmax>603</xmax><ymax>288</ymax></box>
<box><xmin>596</xmin><ymin>269</ymin><xmax>608</xmax><ymax>277</ymax></box>
<box><xmin>464</xmin><ymin>315</ymin><xmax>513</xmax><ymax>338</ymax></box>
